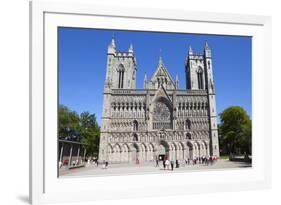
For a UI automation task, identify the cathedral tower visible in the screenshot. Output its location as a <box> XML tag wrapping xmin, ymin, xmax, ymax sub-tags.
<box><xmin>185</xmin><ymin>42</ymin><xmax>220</xmax><ymax>156</ymax></box>
<box><xmin>104</xmin><ymin>38</ymin><xmax>137</xmax><ymax>90</ymax></box>
<box><xmin>203</xmin><ymin>42</ymin><xmax>219</xmax><ymax>156</ymax></box>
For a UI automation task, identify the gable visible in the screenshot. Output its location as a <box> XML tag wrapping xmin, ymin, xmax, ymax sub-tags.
<box><xmin>149</xmin><ymin>57</ymin><xmax>176</xmax><ymax>89</ymax></box>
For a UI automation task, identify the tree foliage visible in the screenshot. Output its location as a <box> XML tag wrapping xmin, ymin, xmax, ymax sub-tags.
<box><xmin>219</xmin><ymin>106</ymin><xmax>251</xmax><ymax>155</ymax></box>
<box><xmin>79</xmin><ymin>112</ymin><xmax>100</xmax><ymax>158</ymax></box>
<box><xmin>58</xmin><ymin>105</ymin><xmax>100</xmax><ymax>158</ymax></box>
<box><xmin>58</xmin><ymin>105</ymin><xmax>80</xmax><ymax>140</ymax></box>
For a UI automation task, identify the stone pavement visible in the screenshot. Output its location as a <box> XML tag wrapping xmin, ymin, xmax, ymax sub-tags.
<box><xmin>59</xmin><ymin>159</ymin><xmax>251</xmax><ymax>177</ymax></box>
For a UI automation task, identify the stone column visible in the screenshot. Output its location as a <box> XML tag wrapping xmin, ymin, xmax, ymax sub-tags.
<box><xmin>59</xmin><ymin>143</ymin><xmax>64</xmax><ymax>163</ymax></box>
<box><xmin>68</xmin><ymin>144</ymin><xmax>73</xmax><ymax>167</ymax></box>
<box><xmin>77</xmin><ymin>146</ymin><xmax>80</xmax><ymax>164</ymax></box>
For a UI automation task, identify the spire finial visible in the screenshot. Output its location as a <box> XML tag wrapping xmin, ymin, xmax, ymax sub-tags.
<box><xmin>128</xmin><ymin>43</ymin><xmax>133</xmax><ymax>53</ymax></box>
<box><xmin>189</xmin><ymin>46</ymin><xmax>193</xmax><ymax>55</ymax></box>
<box><xmin>159</xmin><ymin>55</ymin><xmax>163</xmax><ymax>65</ymax></box>
<box><xmin>159</xmin><ymin>48</ymin><xmax>163</xmax><ymax>65</ymax></box>
<box><xmin>108</xmin><ymin>33</ymin><xmax>116</xmax><ymax>54</ymax></box>
<box><xmin>110</xmin><ymin>33</ymin><xmax>116</xmax><ymax>48</ymax></box>
<box><xmin>205</xmin><ymin>41</ymin><xmax>210</xmax><ymax>50</ymax></box>
<box><xmin>144</xmin><ymin>72</ymin><xmax>147</xmax><ymax>89</ymax></box>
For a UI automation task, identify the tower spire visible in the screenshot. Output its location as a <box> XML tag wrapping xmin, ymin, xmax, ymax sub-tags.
<box><xmin>189</xmin><ymin>46</ymin><xmax>193</xmax><ymax>55</ymax></box>
<box><xmin>175</xmin><ymin>74</ymin><xmax>179</xmax><ymax>89</ymax></box>
<box><xmin>107</xmin><ymin>34</ymin><xmax>116</xmax><ymax>54</ymax></box>
<box><xmin>159</xmin><ymin>48</ymin><xmax>164</xmax><ymax>65</ymax></box>
<box><xmin>159</xmin><ymin>55</ymin><xmax>163</xmax><ymax>65</ymax></box>
<box><xmin>204</xmin><ymin>41</ymin><xmax>210</xmax><ymax>50</ymax></box>
<box><xmin>110</xmin><ymin>35</ymin><xmax>116</xmax><ymax>48</ymax></box>
<box><xmin>128</xmin><ymin>43</ymin><xmax>133</xmax><ymax>53</ymax></box>
<box><xmin>143</xmin><ymin>72</ymin><xmax>147</xmax><ymax>89</ymax></box>
<box><xmin>204</xmin><ymin>41</ymin><xmax>211</xmax><ymax>58</ymax></box>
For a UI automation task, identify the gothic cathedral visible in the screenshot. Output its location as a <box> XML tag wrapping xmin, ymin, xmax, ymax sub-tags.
<box><xmin>98</xmin><ymin>37</ymin><xmax>219</xmax><ymax>163</ymax></box>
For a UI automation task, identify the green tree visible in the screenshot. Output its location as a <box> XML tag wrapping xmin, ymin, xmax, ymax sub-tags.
<box><xmin>58</xmin><ymin>105</ymin><xmax>80</xmax><ymax>140</ymax></box>
<box><xmin>79</xmin><ymin>112</ymin><xmax>100</xmax><ymax>158</ymax></box>
<box><xmin>219</xmin><ymin>106</ymin><xmax>251</xmax><ymax>155</ymax></box>
<box><xmin>58</xmin><ymin>105</ymin><xmax>100</xmax><ymax>158</ymax></box>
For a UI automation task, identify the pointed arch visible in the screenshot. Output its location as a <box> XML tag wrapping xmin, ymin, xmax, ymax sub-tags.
<box><xmin>121</xmin><ymin>143</ymin><xmax>130</xmax><ymax>162</ymax></box>
<box><xmin>133</xmin><ymin>133</ymin><xmax>138</xmax><ymax>141</ymax></box>
<box><xmin>197</xmin><ymin>66</ymin><xmax>204</xmax><ymax>89</ymax></box>
<box><xmin>187</xmin><ymin>141</ymin><xmax>194</xmax><ymax>159</ymax></box>
<box><xmin>133</xmin><ymin>120</ymin><xmax>138</xmax><ymax>131</ymax></box>
<box><xmin>117</xmin><ymin>64</ymin><xmax>125</xmax><ymax>88</ymax></box>
<box><xmin>185</xmin><ymin>118</ymin><xmax>191</xmax><ymax>130</ymax></box>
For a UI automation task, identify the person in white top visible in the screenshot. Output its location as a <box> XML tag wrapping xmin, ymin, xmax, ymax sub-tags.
<box><xmin>165</xmin><ymin>159</ymin><xmax>170</xmax><ymax>170</ymax></box>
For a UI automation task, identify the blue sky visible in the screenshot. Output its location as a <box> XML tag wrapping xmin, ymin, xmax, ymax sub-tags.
<box><xmin>58</xmin><ymin>27</ymin><xmax>252</xmax><ymax>125</ymax></box>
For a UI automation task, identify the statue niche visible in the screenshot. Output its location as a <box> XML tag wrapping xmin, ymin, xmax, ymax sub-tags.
<box><xmin>152</xmin><ymin>97</ymin><xmax>172</xmax><ymax>130</ymax></box>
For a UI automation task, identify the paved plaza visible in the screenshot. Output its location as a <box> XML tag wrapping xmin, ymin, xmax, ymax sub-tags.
<box><xmin>59</xmin><ymin>159</ymin><xmax>251</xmax><ymax>177</ymax></box>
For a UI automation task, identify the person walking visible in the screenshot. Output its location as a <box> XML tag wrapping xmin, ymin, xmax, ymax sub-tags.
<box><xmin>163</xmin><ymin>159</ymin><xmax>166</xmax><ymax>170</ymax></box>
<box><xmin>165</xmin><ymin>159</ymin><xmax>170</xmax><ymax>170</ymax></box>
<box><xmin>171</xmin><ymin>160</ymin><xmax>174</xmax><ymax>171</ymax></box>
<box><xmin>175</xmin><ymin>159</ymin><xmax>179</xmax><ymax>168</ymax></box>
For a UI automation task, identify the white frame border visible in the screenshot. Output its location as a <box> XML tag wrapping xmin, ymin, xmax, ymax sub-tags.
<box><xmin>30</xmin><ymin>1</ymin><xmax>272</xmax><ymax>204</ymax></box>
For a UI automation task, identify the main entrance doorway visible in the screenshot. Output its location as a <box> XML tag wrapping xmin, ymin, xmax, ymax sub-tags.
<box><xmin>158</xmin><ymin>140</ymin><xmax>169</xmax><ymax>160</ymax></box>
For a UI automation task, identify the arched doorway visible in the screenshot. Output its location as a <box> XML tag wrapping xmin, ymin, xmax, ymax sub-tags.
<box><xmin>132</xmin><ymin>143</ymin><xmax>140</xmax><ymax>164</ymax></box>
<box><xmin>187</xmin><ymin>141</ymin><xmax>194</xmax><ymax>159</ymax></box>
<box><xmin>158</xmin><ymin>140</ymin><xmax>169</xmax><ymax>161</ymax></box>
<box><xmin>113</xmin><ymin>144</ymin><xmax>121</xmax><ymax>163</ymax></box>
<box><xmin>121</xmin><ymin>143</ymin><xmax>130</xmax><ymax>162</ymax></box>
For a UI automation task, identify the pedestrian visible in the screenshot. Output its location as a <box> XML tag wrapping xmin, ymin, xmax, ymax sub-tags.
<box><xmin>163</xmin><ymin>159</ymin><xmax>166</xmax><ymax>170</ymax></box>
<box><xmin>105</xmin><ymin>161</ymin><xmax>108</xmax><ymax>168</ymax></box>
<box><xmin>209</xmin><ymin>156</ymin><xmax>213</xmax><ymax>165</ymax></box>
<box><xmin>165</xmin><ymin>159</ymin><xmax>170</xmax><ymax>170</ymax></box>
<box><xmin>171</xmin><ymin>160</ymin><xmax>174</xmax><ymax>171</ymax></box>
<box><xmin>175</xmin><ymin>159</ymin><xmax>179</xmax><ymax>168</ymax></box>
<box><xmin>96</xmin><ymin>160</ymin><xmax>99</xmax><ymax>167</ymax></box>
<box><xmin>156</xmin><ymin>158</ymin><xmax>159</xmax><ymax>167</ymax></box>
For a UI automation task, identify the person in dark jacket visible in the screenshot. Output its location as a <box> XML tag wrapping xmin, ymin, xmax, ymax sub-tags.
<box><xmin>175</xmin><ymin>160</ymin><xmax>179</xmax><ymax>168</ymax></box>
<box><xmin>171</xmin><ymin>160</ymin><xmax>174</xmax><ymax>171</ymax></box>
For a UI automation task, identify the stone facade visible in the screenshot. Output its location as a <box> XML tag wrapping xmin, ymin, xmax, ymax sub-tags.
<box><xmin>98</xmin><ymin>38</ymin><xmax>219</xmax><ymax>163</ymax></box>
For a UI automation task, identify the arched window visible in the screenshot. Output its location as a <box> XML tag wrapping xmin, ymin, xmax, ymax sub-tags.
<box><xmin>133</xmin><ymin>120</ymin><xmax>138</xmax><ymax>131</ymax></box>
<box><xmin>197</xmin><ymin>67</ymin><xmax>204</xmax><ymax>89</ymax></box>
<box><xmin>186</xmin><ymin>133</ymin><xmax>192</xmax><ymax>140</ymax></box>
<box><xmin>117</xmin><ymin>64</ymin><xmax>125</xmax><ymax>88</ymax></box>
<box><xmin>157</xmin><ymin>78</ymin><xmax>160</xmax><ymax>88</ymax></box>
<box><xmin>133</xmin><ymin>133</ymin><xmax>138</xmax><ymax>141</ymax></box>
<box><xmin>185</xmin><ymin>119</ymin><xmax>191</xmax><ymax>130</ymax></box>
